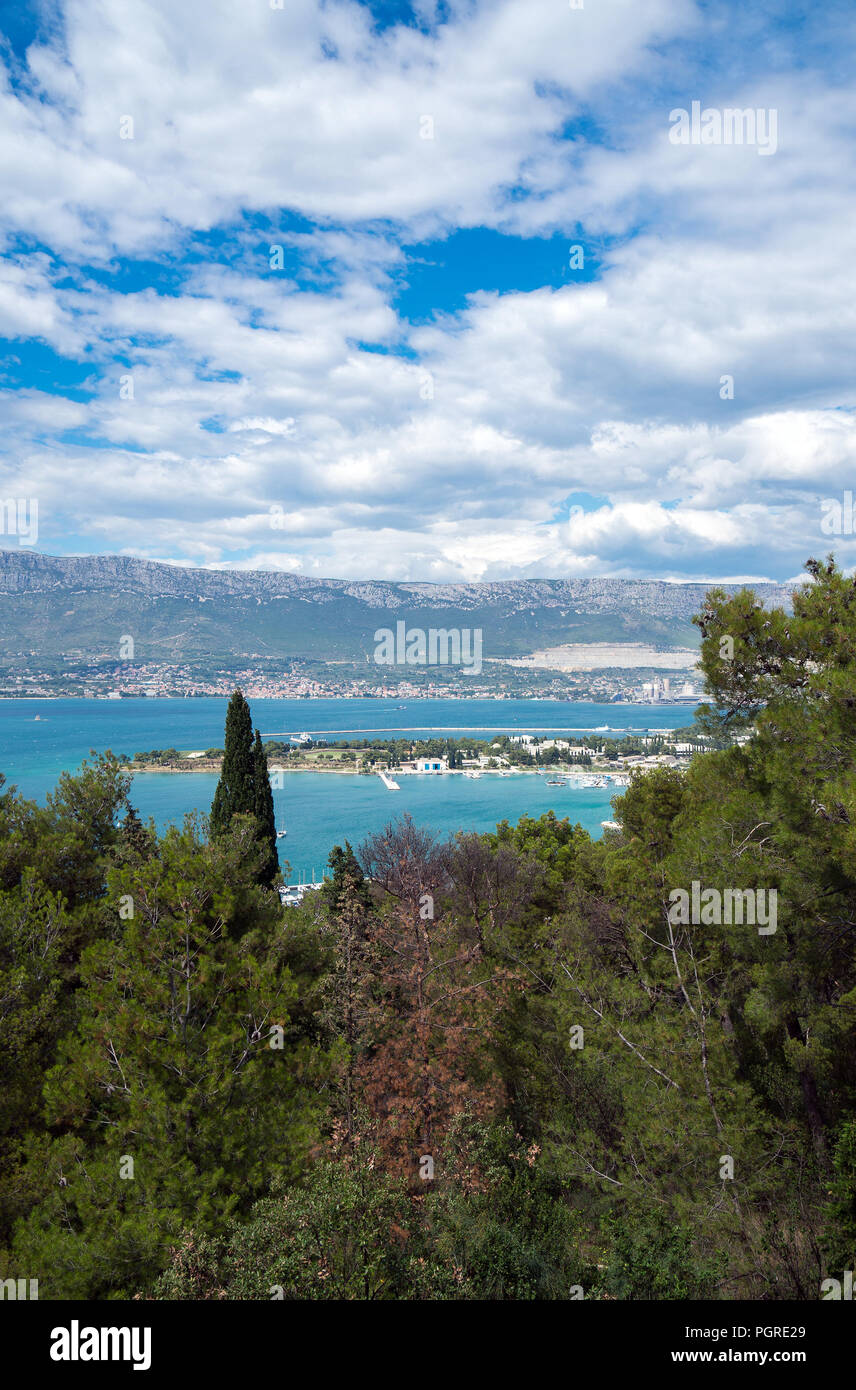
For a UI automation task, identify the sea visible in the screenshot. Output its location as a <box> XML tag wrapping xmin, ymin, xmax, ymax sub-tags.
<box><xmin>0</xmin><ymin>697</ymin><xmax>688</xmax><ymax>881</ymax></box>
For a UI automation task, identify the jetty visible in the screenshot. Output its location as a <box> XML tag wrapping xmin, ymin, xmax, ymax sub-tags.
<box><xmin>378</xmin><ymin>770</ymin><xmax>400</xmax><ymax>790</ymax></box>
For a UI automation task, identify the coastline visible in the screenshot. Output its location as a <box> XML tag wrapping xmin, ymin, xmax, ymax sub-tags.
<box><xmin>130</xmin><ymin>762</ymin><xmax>362</xmax><ymax>775</ymax></box>
<box><xmin>2</xmin><ymin>693</ymin><xmax>699</xmax><ymax>708</ymax></box>
<box><xmin>129</xmin><ymin>760</ymin><xmax>631</xmax><ymax>785</ymax></box>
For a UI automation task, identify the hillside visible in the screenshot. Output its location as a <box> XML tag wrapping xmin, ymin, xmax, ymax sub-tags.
<box><xmin>0</xmin><ymin>550</ymin><xmax>793</xmax><ymax>666</ymax></box>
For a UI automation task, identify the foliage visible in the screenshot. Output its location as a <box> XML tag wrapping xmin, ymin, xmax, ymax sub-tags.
<box><xmin>253</xmin><ymin>729</ymin><xmax>279</xmax><ymax>888</ymax></box>
<box><xmin>210</xmin><ymin>689</ymin><xmax>279</xmax><ymax>888</ymax></box>
<box><xmin>3</xmin><ymin>559</ymin><xmax>856</xmax><ymax>1299</ymax></box>
<box><xmin>209</xmin><ymin>689</ymin><xmax>255</xmax><ymax>836</ymax></box>
<box><xmin>6</xmin><ymin>814</ymin><xmax>329</xmax><ymax>1297</ymax></box>
<box><xmin>154</xmin><ymin>1155</ymin><xmax>416</xmax><ymax>1301</ymax></box>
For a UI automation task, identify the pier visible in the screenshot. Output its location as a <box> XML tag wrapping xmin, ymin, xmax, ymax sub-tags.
<box><xmin>377</xmin><ymin>770</ymin><xmax>400</xmax><ymax>790</ymax></box>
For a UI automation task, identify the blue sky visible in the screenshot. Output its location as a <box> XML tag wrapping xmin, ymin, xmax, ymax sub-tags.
<box><xmin>0</xmin><ymin>0</ymin><xmax>854</xmax><ymax>583</ymax></box>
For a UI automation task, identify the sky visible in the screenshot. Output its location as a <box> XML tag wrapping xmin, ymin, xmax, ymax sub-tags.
<box><xmin>0</xmin><ymin>0</ymin><xmax>854</xmax><ymax>585</ymax></box>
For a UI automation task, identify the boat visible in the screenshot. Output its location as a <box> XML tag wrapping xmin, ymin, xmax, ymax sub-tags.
<box><xmin>279</xmin><ymin>877</ymin><xmax>325</xmax><ymax>907</ymax></box>
<box><xmin>276</xmin><ymin>821</ymin><xmax>287</xmax><ymax>839</ymax></box>
<box><xmin>545</xmin><ymin>778</ymin><xmax>564</xmax><ymax>786</ymax></box>
<box><xmin>463</xmin><ymin>770</ymin><xmax>481</xmax><ymax>779</ymax></box>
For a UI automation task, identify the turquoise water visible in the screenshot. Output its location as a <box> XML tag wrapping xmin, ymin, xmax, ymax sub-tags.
<box><xmin>0</xmin><ymin>697</ymin><xmax>686</xmax><ymax>879</ymax></box>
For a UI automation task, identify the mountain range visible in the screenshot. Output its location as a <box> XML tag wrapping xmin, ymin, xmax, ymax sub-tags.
<box><xmin>0</xmin><ymin>550</ymin><xmax>793</xmax><ymax>667</ymax></box>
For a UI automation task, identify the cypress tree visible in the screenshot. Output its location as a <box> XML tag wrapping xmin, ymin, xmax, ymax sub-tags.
<box><xmin>210</xmin><ymin>689</ymin><xmax>255</xmax><ymax>837</ymax></box>
<box><xmin>253</xmin><ymin>730</ymin><xmax>279</xmax><ymax>888</ymax></box>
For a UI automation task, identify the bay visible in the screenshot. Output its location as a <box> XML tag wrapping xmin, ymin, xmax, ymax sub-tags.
<box><xmin>0</xmin><ymin>697</ymin><xmax>687</xmax><ymax>880</ymax></box>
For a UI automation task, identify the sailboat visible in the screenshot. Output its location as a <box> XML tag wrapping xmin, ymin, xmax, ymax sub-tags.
<box><xmin>276</xmin><ymin>818</ymin><xmax>287</xmax><ymax>839</ymax></box>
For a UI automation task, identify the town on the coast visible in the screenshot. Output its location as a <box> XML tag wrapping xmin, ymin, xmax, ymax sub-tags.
<box><xmin>2</xmin><ymin>658</ymin><xmax>701</xmax><ymax>704</ymax></box>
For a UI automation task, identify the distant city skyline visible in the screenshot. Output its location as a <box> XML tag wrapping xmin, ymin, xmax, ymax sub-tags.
<box><xmin>1</xmin><ymin>0</ymin><xmax>854</xmax><ymax>585</ymax></box>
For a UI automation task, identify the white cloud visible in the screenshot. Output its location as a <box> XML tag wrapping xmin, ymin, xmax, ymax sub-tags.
<box><xmin>0</xmin><ymin>0</ymin><xmax>694</xmax><ymax>257</ymax></box>
<box><xmin>0</xmin><ymin>0</ymin><xmax>853</xmax><ymax>583</ymax></box>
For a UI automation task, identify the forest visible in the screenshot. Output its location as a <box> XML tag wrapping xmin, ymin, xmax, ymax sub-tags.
<box><xmin>1</xmin><ymin>558</ymin><xmax>854</xmax><ymax>1300</ymax></box>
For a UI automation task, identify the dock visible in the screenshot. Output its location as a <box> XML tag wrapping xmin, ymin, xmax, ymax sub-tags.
<box><xmin>378</xmin><ymin>770</ymin><xmax>400</xmax><ymax>790</ymax></box>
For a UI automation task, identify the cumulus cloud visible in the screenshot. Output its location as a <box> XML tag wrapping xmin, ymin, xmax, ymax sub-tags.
<box><xmin>0</xmin><ymin>0</ymin><xmax>853</xmax><ymax>582</ymax></box>
<box><xmin>0</xmin><ymin>0</ymin><xmax>695</xmax><ymax>254</ymax></box>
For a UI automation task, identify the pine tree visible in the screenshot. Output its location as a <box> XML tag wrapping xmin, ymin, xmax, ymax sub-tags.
<box><xmin>210</xmin><ymin>689</ymin><xmax>255</xmax><ymax>837</ymax></box>
<box><xmin>321</xmin><ymin>867</ymin><xmax>374</xmax><ymax>1140</ymax></box>
<box><xmin>10</xmin><ymin>820</ymin><xmax>327</xmax><ymax>1298</ymax></box>
<box><xmin>321</xmin><ymin>841</ymin><xmax>373</xmax><ymax>916</ymax></box>
<box><xmin>253</xmin><ymin>730</ymin><xmax>279</xmax><ymax>888</ymax></box>
<box><xmin>120</xmin><ymin>805</ymin><xmax>156</xmax><ymax>859</ymax></box>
